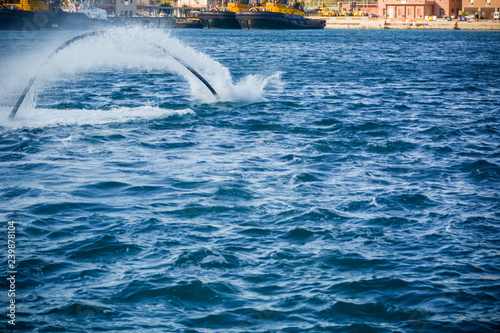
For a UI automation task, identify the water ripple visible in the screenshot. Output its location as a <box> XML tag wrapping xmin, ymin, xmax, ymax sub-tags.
<box><xmin>1</xmin><ymin>29</ymin><xmax>499</xmax><ymax>332</ymax></box>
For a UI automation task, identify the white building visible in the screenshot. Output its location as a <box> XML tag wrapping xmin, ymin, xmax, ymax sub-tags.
<box><xmin>116</xmin><ymin>0</ymin><xmax>137</xmax><ymax>16</ymax></box>
<box><xmin>176</xmin><ymin>0</ymin><xmax>218</xmax><ymax>8</ymax></box>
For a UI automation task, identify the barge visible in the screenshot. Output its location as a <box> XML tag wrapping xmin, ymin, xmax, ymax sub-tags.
<box><xmin>236</xmin><ymin>1</ymin><xmax>326</xmax><ymax>29</ymax></box>
<box><xmin>197</xmin><ymin>0</ymin><xmax>249</xmax><ymax>29</ymax></box>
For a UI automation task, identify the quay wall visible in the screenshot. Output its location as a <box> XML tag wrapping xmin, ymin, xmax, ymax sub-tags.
<box><xmin>320</xmin><ymin>17</ymin><xmax>500</xmax><ymax>30</ymax></box>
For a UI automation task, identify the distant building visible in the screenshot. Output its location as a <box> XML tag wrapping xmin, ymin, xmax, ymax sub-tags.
<box><xmin>463</xmin><ymin>0</ymin><xmax>500</xmax><ymax>19</ymax></box>
<box><xmin>101</xmin><ymin>0</ymin><xmax>114</xmax><ymax>15</ymax></box>
<box><xmin>102</xmin><ymin>0</ymin><xmax>139</xmax><ymax>16</ymax></box>
<box><xmin>378</xmin><ymin>0</ymin><xmax>463</xmax><ymax>19</ymax></box>
<box><xmin>116</xmin><ymin>0</ymin><xmax>137</xmax><ymax>16</ymax></box>
<box><xmin>176</xmin><ymin>0</ymin><xmax>217</xmax><ymax>8</ymax></box>
<box><xmin>358</xmin><ymin>4</ymin><xmax>380</xmax><ymax>16</ymax></box>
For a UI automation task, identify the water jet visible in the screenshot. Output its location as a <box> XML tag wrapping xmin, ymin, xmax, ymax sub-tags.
<box><xmin>9</xmin><ymin>30</ymin><xmax>218</xmax><ymax>120</ymax></box>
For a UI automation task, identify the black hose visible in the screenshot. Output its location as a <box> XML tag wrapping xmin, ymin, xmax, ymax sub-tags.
<box><xmin>9</xmin><ymin>31</ymin><xmax>101</xmax><ymax>119</ymax></box>
<box><xmin>9</xmin><ymin>30</ymin><xmax>218</xmax><ymax>119</ymax></box>
<box><xmin>154</xmin><ymin>44</ymin><xmax>218</xmax><ymax>97</ymax></box>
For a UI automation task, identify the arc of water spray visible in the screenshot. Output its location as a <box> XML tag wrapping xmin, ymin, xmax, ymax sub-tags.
<box><xmin>9</xmin><ymin>31</ymin><xmax>218</xmax><ymax>119</ymax></box>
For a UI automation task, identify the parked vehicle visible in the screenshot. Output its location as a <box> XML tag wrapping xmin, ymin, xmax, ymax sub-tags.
<box><xmin>318</xmin><ymin>3</ymin><xmax>336</xmax><ymax>16</ymax></box>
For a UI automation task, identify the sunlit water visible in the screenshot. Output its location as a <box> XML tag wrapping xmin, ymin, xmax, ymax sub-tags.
<box><xmin>1</xmin><ymin>27</ymin><xmax>499</xmax><ymax>332</ymax></box>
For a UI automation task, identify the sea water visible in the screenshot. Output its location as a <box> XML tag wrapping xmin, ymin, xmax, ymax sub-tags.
<box><xmin>0</xmin><ymin>27</ymin><xmax>499</xmax><ymax>332</ymax></box>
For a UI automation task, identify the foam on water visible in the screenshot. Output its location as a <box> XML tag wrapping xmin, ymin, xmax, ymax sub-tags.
<box><xmin>0</xmin><ymin>106</ymin><xmax>194</xmax><ymax>129</ymax></box>
<box><xmin>1</xmin><ymin>26</ymin><xmax>279</xmax><ymax>122</ymax></box>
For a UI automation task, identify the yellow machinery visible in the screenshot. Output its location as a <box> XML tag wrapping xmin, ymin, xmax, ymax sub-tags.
<box><xmin>337</xmin><ymin>2</ymin><xmax>368</xmax><ymax>16</ymax></box>
<box><xmin>0</xmin><ymin>0</ymin><xmax>49</xmax><ymax>11</ymax></box>
<box><xmin>227</xmin><ymin>0</ymin><xmax>250</xmax><ymax>12</ymax></box>
<box><xmin>212</xmin><ymin>0</ymin><xmax>250</xmax><ymax>12</ymax></box>
<box><xmin>337</xmin><ymin>2</ymin><xmax>351</xmax><ymax>16</ymax></box>
<box><xmin>316</xmin><ymin>1</ymin><xmax>367</xmax><ymax>17</ymax></box>
<box><xmin>318</xmin><ymin>3</ymin><xmax>336</xmax><ymax>17</ymax></box>
<box><xmin>352</xmin><ymin>6</ymin><xmax>368</xmax><ymax>16</ymax></box>
<box><xmin>252</xmin><ymin>0</ymin><xmax>306</xmax><ymax>17</ymax></box>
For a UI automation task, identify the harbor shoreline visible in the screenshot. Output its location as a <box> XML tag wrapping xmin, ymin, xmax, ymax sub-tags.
<box><xmin>320</xmin><ymin>17</ymin><xmax>500</xmax><ymax>30</ymax></box>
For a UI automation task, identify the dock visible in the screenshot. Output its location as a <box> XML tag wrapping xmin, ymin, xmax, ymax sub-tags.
<box><xmin>319</xmin><ymin>17</ymin><xmax>500</xmax><ymax>30</ymax></box>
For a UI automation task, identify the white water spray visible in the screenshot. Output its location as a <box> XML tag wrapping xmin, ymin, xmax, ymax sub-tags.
<box><xmin>1</xmin><ymin>27</ymin><xmax>280</xmax><ymax>125</ymax></box>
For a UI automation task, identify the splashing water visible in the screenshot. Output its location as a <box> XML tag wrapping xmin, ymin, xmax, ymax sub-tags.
<box><xmin>1</xmin><ymin>27</ymin><xmax>280</xmax><ymax>126</ymax></box>
<box><xmin>1</xmin><ymin>106</ymin><xmax>195</xmax><ymax>129</ymax></box>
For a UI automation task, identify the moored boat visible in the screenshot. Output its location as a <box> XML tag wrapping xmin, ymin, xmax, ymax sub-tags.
<box><xmin>174</xmin><ymin>17</ymin><xmax>203</xmax><ymax>29</ymax></box>
<box><xmin>197</xmin><ymin>0</ymin><xmax>249</xmax><ymax>29</ymax></box>
<box><xmin>0</xmin><ymin>0</ymin><xmax>108</xmax><ymax>30</ymax></box>
<box><xmin>62</xmin><ymin>0</ymin><xmax>107</xmax><ymax>21</ymax></box>
<box><xmin>0</xmin><ymin>6</ymin><xmax>35</xmax><ymax>30</ymax></box>
<box><xmin>236</xmin><ymin>0</ymin><xmax>325</xmax><ymax>29</ymax></box>
<box><xmin>1</xmin><ymin>0</ymin><xmax>49</xmax><ymax>30</ymax></box>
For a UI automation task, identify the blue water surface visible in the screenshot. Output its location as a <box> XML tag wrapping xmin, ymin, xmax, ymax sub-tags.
<box><xmin>0</xmin><ymin>28</ymin><xmax>499</xmax><ymax>332</ymax></box>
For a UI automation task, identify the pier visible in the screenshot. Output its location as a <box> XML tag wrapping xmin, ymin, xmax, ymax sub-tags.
<box><xmin>320</xmin><ymin>16</ymin><xmax>500</xmax><ymax>30</ymax></box>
